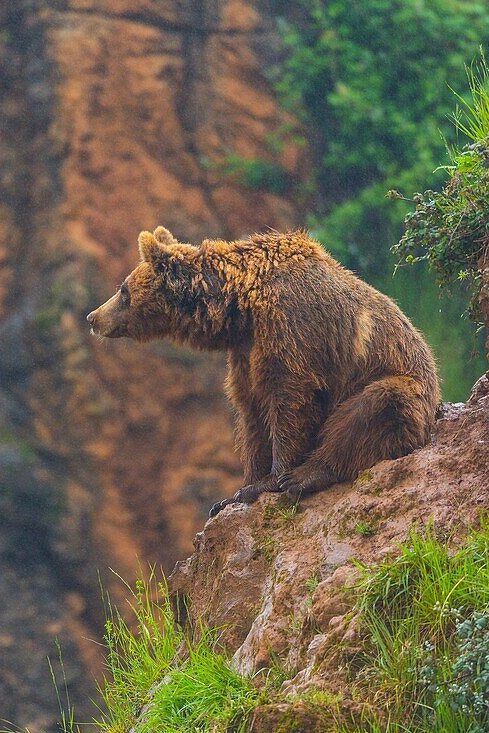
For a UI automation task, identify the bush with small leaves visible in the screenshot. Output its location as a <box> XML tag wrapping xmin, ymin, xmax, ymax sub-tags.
<box><xmin>447</xmin><ymin>611</ymin><xmax>489</xmax><ymax>725</ymax></box>
<box><xmin>394</xmin><ymin>54</ymin><xmax>489</xmax><ymax>323</ymax></box>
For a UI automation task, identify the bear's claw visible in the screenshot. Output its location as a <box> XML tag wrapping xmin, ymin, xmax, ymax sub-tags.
<box><xmin>208</xmin><ymin>498</ymin><xmax>231</xmax><ymax>517</ymax></box>
<box><xmin>208</xmin><ymin>482</ymin><xmax>269</xmax><ymax>517</ymax></box>
<box><xmin>278</xmin><ymin>467</ymin><xmax>338</xmax><ymax>500</ymax></box>
<box><xmin>277</xmin><ymin>472</ymin><xmax>304</xmax><ymax>499</ymax></box>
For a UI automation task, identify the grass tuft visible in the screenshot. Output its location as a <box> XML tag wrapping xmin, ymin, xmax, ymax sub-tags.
<box><xmin>94</xmin><ymin>569</ymin><xmax>183</xmax><ymax>731</ymax></box>
<box><xmin>354</xmin><ymin>521</ymin><xmax>376</xmax><ymax>538</ymax></box>
<box><xmin>93</xmin><ymin>568</ymin><xmax>264</xmax><ymax>733</ymax></box>
<box><xmin>141</xmin><ymin>634</ymin><xmax>261</xmax><ymax>733</ymax></box>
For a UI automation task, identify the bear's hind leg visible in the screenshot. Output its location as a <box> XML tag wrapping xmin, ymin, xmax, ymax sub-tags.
<box><xmin>278</xmin><ymin>376</ymin><xmax>432</xmax><ymax>499</ymax></box>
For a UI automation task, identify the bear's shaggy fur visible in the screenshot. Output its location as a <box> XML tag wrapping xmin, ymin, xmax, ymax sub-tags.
<box><xmin>87</xmin><ymin>227</ymin><xmax>440</xmax><ymax>515</ymax></box>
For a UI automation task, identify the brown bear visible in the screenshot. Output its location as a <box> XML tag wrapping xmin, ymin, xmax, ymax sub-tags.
<box><xmin>87</xmin><ymin>227</ymin><xmax>440</xmax><ymax>517</ymax></box>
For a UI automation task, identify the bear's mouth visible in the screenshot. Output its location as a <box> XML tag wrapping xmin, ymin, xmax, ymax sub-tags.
<box><xmin>91</xmin><ymin>324</ymin><xmax>128</xmax><ymax>338</ymax></box>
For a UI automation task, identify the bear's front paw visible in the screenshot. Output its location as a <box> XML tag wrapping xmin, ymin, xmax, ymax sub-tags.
<box><xmin>277</xmin><ymin>471</ymin><xmax>305</xmax><ymax>500</ymax></box>
<box><xmin>208</xmin><ymin>497</ymin><xmax>232</xmax><ymax>517</ymax></box>
<box><xmin>233</xmin><ymin>484</ymin><xmax>258</xmax><ymax>504</ymax></box>
<box><xmin>208</xmin><ymin>475</ymin><xmax>282</xmax><ymax>517</ymax></box>
<box><xmin>236</xmin><ymin>474</ymin><xmax>282</xmax><ymax>503</ymax></box>
<box><xmin>277</xmin><ymin>467</ymin><xmax>337</xmax><ymax>500</ymax></box>
<box><xmin>208</xmin><ymin>487</ymin><xmax>251</xmax><ymax>517</ymax></box>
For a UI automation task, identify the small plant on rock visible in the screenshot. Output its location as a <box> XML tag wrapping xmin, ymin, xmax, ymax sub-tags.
<box><xmin>354</xmin><ymin>521</ymin><xmax>376</xmax><ymax>538</ymax></box>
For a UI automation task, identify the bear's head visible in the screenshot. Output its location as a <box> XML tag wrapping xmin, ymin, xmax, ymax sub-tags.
<box><xmin>87</xmin><ymin>227</ymin><xmax>201</xmax><ymax>343</ymax></box>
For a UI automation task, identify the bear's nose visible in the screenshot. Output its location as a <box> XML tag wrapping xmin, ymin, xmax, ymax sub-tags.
<box><xmin>86</xmin><ymin>311</ymin><xmax>96</xmax><ymax>325</ymax></box>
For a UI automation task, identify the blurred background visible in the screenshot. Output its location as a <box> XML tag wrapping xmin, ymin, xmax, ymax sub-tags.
<box><xmin>0</xmin><ymin>1</ymin><xmax>487</xmax><ymax>730</ymax></box>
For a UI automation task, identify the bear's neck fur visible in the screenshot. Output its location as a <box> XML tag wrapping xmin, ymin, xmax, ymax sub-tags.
<box><xmin>154</xmin><ymin>231</ymin><xmax>327</xmax><ymax>348</ymax></box>
<box><xmin>153</xmin><ymin>231</ymin><xmax>327</xmax><ymax>352</ymax></box>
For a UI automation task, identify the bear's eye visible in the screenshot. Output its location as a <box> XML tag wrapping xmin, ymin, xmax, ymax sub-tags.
<box><xmin>119</xmin><ymin>282</ymin><xmax>131</xmax><ymax>308</ymax></box>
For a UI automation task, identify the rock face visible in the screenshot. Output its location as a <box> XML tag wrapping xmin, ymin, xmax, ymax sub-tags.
<box><xmin>171</xmin><ymin>374</ymin><xmax>489</xmax><ymax>727</ymax></box>
<box><xmin>0</xmin><ymin>1</ymin><xmax>304</xmax><ymax>729</ymax></box>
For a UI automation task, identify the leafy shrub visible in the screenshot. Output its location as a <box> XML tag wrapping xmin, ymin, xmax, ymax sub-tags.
<box><xmin>394</xmin><ymin>54</ymin><xmax>489</xmax><ymax>322</ymax></box>
<box><xmin>449</xmin><ymin>611</ymin><xmax>489</xmax><ymax>724</ymax></box>
<box><xmin>418</xmin><ymin>610</ymin><xmax>489</xmax><ymax>731</ymax></box>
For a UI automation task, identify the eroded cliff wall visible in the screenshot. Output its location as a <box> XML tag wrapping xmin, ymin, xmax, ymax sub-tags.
<box><xmin>0</xmin><ymin>2</ymin><xmax>303</xmax><ymax>728</ymax></box>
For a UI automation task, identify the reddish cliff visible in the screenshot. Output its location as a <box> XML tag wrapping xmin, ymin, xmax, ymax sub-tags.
<box><xmin>0</xmin><ymin>1</ymin><xmax>304</xmax><ymax>729</ymax></box>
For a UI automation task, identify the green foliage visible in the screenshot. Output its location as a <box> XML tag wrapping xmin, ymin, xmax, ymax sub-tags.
<box><xmin>274</xmin><ymin>0</ymin><xmax>489</xmax><ymax>263</ymax></box>
<box><xmin>416</xmin><ymin>609</ymin><xmax>489</xmax><ymax>730</ymax></box>
<box><xmin>217</xmin><ymin>154</ymin><xmax>291</xmax><ymax>195</ymax></box>
<box><xmin>271</xmin><ymin>0</ymin><xmax>489</xmax><ymax>399</ymax></box>
<box><xmin>394</xmin><ymin>54</ymin><xmax>489</xmax><ymax>321</ymax></box>
<box><xmin>92</xmin><ymin>569</ymin><xmax>263</xmax><ymax>733</ymax></box>
<box><xmin>351</xmin><ymin>523</ymin><xmax>489</xmax><ymax>731</ymax></box>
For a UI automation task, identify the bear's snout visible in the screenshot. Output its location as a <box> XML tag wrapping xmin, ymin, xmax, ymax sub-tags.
<box><xmin>86</xmin><ymin>309</ymin><xmax>100</xmax><ymax>336</ymax></box>
<box><xmin>86</xmin><ymin>301</ymin><xmax>129</xmax><ymax>338</ymax></box>
<box><xmin>86</xmin><ymin>308</ymin><xmax>105</xmax><ymax>335</ymax></box>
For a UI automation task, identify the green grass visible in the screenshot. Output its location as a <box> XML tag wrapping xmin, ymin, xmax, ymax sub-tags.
<box><xmin>450</xmin><ymin>49</ymin><xmax>489</xmax><ymax>146</ymax></box>
<box><xmin>92</xmin><ymin>569</ymin><xmax>264</xmax><ymax>733</ymax></box>
<box><xmin>276</xmin><ymin>501</ymin><xmax>300</xmax><ymax>524</ymax></box>
<box><xmin>349</xmin><ymin>523</ymin><xmax>489</xmax><ymax>732</ymax></box>
<box><xmin>140</xmin><ymin>635</ymin><xmax>261</xmax><ymax>733</ymax></box>
<box><xmin>305</xmin><ymin>574</ymin><xmax>320</xmax><ymax>595</ymax></box>
<box><xmin>95</xmin><ymin>571</ymin><xmax>183</xmax><ymax>731</ymax></box>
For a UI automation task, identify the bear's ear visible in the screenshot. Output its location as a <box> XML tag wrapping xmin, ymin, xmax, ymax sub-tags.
<box><xmin>138</xmin><ymin>230</ymin><xmax>169</xmax><ymax>266</ymax></box>
<box><xmin>153</xmin><ymin>226</ymin><xmax>179</xmax><ymax>247</ymax></box>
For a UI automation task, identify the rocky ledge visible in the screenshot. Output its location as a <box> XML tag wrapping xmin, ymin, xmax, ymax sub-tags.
<box><xmin>169</xmin><ymin>374</ymin><xmax>489</xmax><ymax>728</ymax></box>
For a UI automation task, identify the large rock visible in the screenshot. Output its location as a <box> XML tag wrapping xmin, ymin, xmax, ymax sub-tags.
<box><xmin>171</xmin><ymin>374</ymin><xmax>489</xmax><ymax>722</ymax></box>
